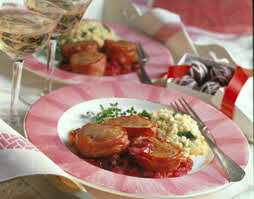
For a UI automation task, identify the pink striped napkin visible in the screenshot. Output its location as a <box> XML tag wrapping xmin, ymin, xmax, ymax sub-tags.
<box><xmin>0</xmin><ymin>119</ymin><xmax>66</xmax><ymax>182</ymax></box>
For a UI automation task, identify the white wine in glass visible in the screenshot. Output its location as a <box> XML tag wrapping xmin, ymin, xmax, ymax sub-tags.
<box><xmin>33</xmin><ymin>0</ymin><xmax>91</xmax><ymax>35</ymax></box>
<box><xmin>0</xmin><ymin>10</ymin><xmax>56</xmax><ymax>59</ymax></box>
<box><xmin>24</xmin><ymin>0</ymin><xmax>91</xmax><ymax>96</ymax></box>
<box><xmin>0</xmin><ymin>1</ymin><xmax>57</xmax><ymax>126</ymax></box>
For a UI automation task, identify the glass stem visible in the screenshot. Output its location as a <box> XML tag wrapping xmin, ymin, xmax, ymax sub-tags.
<box><xmin>43</xmin><ymin>36</ymin><xmax>57</xmax><ymax>94</ymax></box>
<box><xmin>10</xmin><ymin>60</ymin><xmax>24</xmax><ymax>125</ymax></box>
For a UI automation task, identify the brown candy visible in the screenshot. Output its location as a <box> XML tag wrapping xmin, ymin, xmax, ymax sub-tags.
<box><xmin>188</xmin><ymin>61</ymin><xmax>209</xmax><ymax>84</ymax></box>
<box><xmin>172</xmin><ymin>75</ymin><xmax>198</xmax><ymax>89</ymax></box>
<box><xmin>209</xmin><ymin>66</ymin><xmax>234</xmax><ymax>86</ymax></box>
<box><xmin>200</xmin><ymin>81</ymin><xmax>221</xmax><ymax>95</ymax></box>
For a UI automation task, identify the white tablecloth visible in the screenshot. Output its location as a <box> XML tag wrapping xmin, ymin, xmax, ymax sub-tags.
<box><xmin>0</xmin><ymin>40</ymin><xmax>253</xmax><ymax>198</ymax></box>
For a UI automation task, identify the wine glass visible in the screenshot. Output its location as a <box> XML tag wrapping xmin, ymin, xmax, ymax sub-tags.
<box><xmin>0</xmin><ymin>0</ymin><xmax>58</xmax><ymax>126</ymax></box>
<box><xmin>22</xmin><ymin>0</ymin><xmax>91</xmax><ymax>104</ymax></box>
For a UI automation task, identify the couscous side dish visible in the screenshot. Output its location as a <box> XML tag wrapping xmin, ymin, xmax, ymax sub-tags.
<box><xmin>58</xmin><ymin>21</ymin><xmax>117</xmax><ymax>47</ymax></box>
<box><xmin>151</xmin><ymin>109</ymin><xmax>209</xmax><ymax>157</ymax></box>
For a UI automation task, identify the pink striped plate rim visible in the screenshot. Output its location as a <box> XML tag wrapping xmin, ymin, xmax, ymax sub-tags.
<box><xmin>24</xmin><ymin>21</ymin><xmax>173</xmax><ymax>84</ymax></box>
<box><xmin>24</xmin><ymin>81</ymin><xmax>249</xmax><ymax>198</ymax></box>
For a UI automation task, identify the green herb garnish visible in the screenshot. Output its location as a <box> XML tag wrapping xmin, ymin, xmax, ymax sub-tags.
<box><xmin>126</xmin><ymin>107</ymin><xmax>138</xmax><ymax>115</ymax></box>
<box><xmin>84</xmin><ymin>103</ymin><xmax>151</xmax><ymax>123</ymax></box>
<box><xmin>177</xmin><ymin>131</ymin><xmax>196</xmax><ymax>140</ymax></box>
<box><xmin>81</xmin><ymin>32</ymin><xmax>87</xmax><ymax>37</ymax></box>
<box><xmin>138</xmin><ymin>110</ymin><xmax>151</xmax><ymax>120</ymax></box>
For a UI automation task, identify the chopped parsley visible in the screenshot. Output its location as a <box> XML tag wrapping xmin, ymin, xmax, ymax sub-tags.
<box><xmin>177</xmin><ymin>131</ymin><xmax>196</xmax><ymax>140</ymax></box>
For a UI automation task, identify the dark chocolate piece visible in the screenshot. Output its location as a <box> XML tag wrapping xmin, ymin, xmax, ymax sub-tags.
<box><xmin>188</xmin><ymin>60</ymin><xmax>209</xmax><ymax>84</ymax></box>
<box><xmin>209</xmin><ymin>66</ymin><xmax>234</xmax><ymax>86</ymax></box>
<box><xmin>200</xmin><ymin>81</ymin><xmax>221</xmax><ymax>95</ymax></box>
<box><xmin>172</xmin><ymin>75</ymin><xmax>198</xmax><ymax>89</ymax></box>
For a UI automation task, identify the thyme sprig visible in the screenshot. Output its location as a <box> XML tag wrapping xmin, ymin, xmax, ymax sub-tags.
<box><xmin>83</xmin><ymin>103</ymin><xmax>151</xmax><ymax>123</ymax></box>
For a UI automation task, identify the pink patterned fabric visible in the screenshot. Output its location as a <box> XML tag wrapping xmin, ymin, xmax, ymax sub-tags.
<box><xmin>25</xmin><ymin>81</ymin><xmax>249</xmax><ymax>197</ymax></box>
<box><xmin>0</xmin><ymin>133</ymin><xmax>38</xmax><ymax>151</ymax></box>
<box><xmin>24</xmin><ymin>21</ymin><xmax>173</xmax><ymax>84</ymax></box>
<box><xmin>152</xmin><ymin>0</ymin><xmax>252</xmax><ymax>34</ymax></box>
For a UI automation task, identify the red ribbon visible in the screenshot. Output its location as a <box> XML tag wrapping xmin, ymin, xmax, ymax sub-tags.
<box><xmin>164</xmin><ymin>65</ymin><xmax>253</xmax><ymax>119</ymax></box>
<box><xmin>221</xmin><ymin>66</ymin><xmax>253</xmax><ymax>119</ymax></box>
<box><xmin>167</xmin><ymin>65</ymin><xmax>192</xmax><ymax>78</ymax></box>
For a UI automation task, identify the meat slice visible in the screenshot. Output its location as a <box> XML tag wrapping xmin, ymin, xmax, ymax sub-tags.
<box><xmin>74</xmin><ymin>123</ymin><xmax>129</xmax><ymax>158</ymax></box>
<box><xmin>70</xmin><ymin>51</ymin><xmax>106</xmax><ymax>76</ymax></box>
<box><xmin>128</xmin><ymin>136</ymin><xmax>183</xmax><ymax>171</ymax></box>
<box><xmin>104</xmin><ymin>40</ymin><xmax>137</xmax><ymax>65</ymax></box>
<box><xmin>61</xmin><ymin>41</ymin><xmax>99</xmax><ymax>60</ymax></box>
<box><xmin>105</xmin><ymin>115</ymin><xmax>157</xmax><ymax>141</ymax></box>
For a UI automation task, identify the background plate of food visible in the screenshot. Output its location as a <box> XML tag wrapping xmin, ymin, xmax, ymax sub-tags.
<box><xmin>23</xmin><ymin>20</ymin><xmax>173</xmax><ymax>84</ymax></box>
<box><xmin>24</xmin><ymin>81</ymin><xmax>249</xmax><ymax>198</ymax></box>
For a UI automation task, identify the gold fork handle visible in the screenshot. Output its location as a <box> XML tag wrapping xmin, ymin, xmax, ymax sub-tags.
<box><xmin>203</xmin><ymin>128</ymin><xmax>245</xmax><ymax>182</ymax></box>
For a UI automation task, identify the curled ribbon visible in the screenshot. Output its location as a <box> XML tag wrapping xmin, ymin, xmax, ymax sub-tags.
<box><xmin>221</xmin><ymin>67</ymin><xmax>253</xmax><ymax>119</ymax></box>
<box><xmin>165</xmin><ymin>65</ymin><xmax>253</xmax><ymax>119</ymax></box>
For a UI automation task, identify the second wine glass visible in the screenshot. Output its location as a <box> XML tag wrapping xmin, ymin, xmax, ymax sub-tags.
<box><xmin>23</xmin><ymin>0</ymin><xmax>91</xmax><ymax>105</ymax></box>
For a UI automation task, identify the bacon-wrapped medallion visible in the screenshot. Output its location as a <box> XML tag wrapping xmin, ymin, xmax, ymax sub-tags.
<box><xmin>104</xmin><ymin>40</ymin><xmax>137</xmax><ymax>65</ymax></box>
<box><xmin>129</xmin><ymin>136</ymin><xmax>183</xmax><ymax>171</ymax></box>
<box><xmin>70</xmin><ymin>52</ymin><xmax>106</xmax><ymax>76</ymax></box>
<box><xmin>74</xmin><ymin>123</ymin><xmax>129</xmax><ymax>158</ymax></box>
<box><xmin>105</xmin><ymin>115</ymin><xmax>157</xmax><ymax>141</ymax></box>
<box><xmin>62</xmin><ymin>41</ymin><xmax>99</xmax><ymax>60</ymax></box>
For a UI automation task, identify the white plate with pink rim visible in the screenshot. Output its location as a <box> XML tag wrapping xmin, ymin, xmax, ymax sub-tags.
<box><xmin>24</xmin><ymin>80</ymin><xmax>249</xmax><ymax>199</ymax></box>
<box><xmin>23</xmin><ymin>20</ymin><xmax>173</xmax><ymax>84</ymax></box>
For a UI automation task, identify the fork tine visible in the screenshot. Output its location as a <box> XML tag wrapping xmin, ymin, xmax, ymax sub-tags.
<box><xmin>170</xmin><ymin>103</ymin><xmax>177</xmax><ymax>112</ymax></box>
<box><xmin>174</xmin><ymin>102</ymin><xmax>183</xmax><ymax>113</ymax></box>
<box><xmin>138</xmin><ymin>43</ymin><xmax>149</xmax><ymax>59</ymax></box>
<box><xmin>178</xmin><ymin>99</ymin><xmax>190</xmax><ymax>115</ymax></box>
<box><xmin>171</xmin><ymin>102</ymin><xmax>182</xmax><ymax>113</ymax></box>
<box><xmin>180</xmin><ymin>98</ymin><xmax>216</xmax><ymax>141</ymax></box>
<box><xmin>181</xmin><ymin>98</ymin><xmax>203</xmax><ymax>123</ymax></box>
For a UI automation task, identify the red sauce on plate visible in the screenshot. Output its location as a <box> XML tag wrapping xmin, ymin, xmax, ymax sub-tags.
<box><xmin>84</xmin><ymin>152</ymin><xmax>193</xmax><ymax>178</ymax></box>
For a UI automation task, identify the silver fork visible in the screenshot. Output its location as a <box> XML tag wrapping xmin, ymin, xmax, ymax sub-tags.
<box><xmin>137</xmin><ymin>43</ymin><xmax>152</xmax><ymax>84</ymax></box>
<box><xmin>171</xmin><ymin>98</ymin><xmax>245</xmax><ymax>182</ymax></box>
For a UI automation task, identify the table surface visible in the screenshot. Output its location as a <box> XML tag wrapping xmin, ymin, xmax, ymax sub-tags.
<box><xmin>0</xmin><ymin>48</ymin><xmax>253</xmax><ymax>199</ymax></box>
